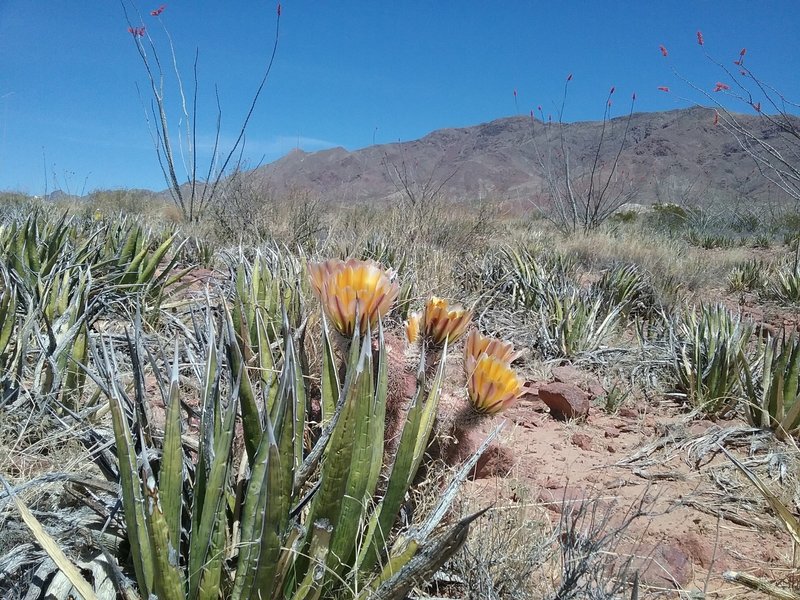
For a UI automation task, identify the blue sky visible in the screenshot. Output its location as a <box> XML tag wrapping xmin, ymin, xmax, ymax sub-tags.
<box><xmin>1</xmin><ymin>1</ymin><xmax>798</xmax><ymax>194</ymax></box>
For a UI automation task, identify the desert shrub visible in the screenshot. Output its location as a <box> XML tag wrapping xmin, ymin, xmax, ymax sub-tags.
<box><xmin>609</xmin><ymin>209</ymin><xmax>639</xmax><ymax>224</ymax></box>
<box><xmin>685</xmin><ymin>230</ymin><xmax>743</xmax><ymax>249</ymax></box>
<box><xmin>784</xmin><ymin>231</ymin><xmax>800</xmax><ymax>250</ymax></box>
<box><xmin>210</xmin><ymin>174</ymin><xmax>282</xmax><ymax>245</ymax></box>
<box><xmin>751</xmin><ymin>233</ymin><xmax>772</xmax><ymax>249</ymax></box>
<box><xmin>445</xmin><ymin>499</ymin><xmax>552</xmax><ymax>599</ymax></box>
<box><xmin>0</xmin><ymin>192</ymin><xmax>39</xmax><ymax>221</ymax></box>
<box><xmin>83</xmin><ymin>189</ymin><xmax>159</xmax><ymax>218</ymax></box>
<box><xmin>648</xmin><ymin>202</ymin><xmax>691</xmax><ymax>232</ymax></box>
<box><xmin>672</xmin><ymin>304</ymin><xmax>752</xmax><ymax>416</ymax></box>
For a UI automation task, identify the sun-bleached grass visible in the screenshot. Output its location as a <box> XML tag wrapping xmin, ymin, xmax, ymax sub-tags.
<box><xmin>2</xmin><ymin>188</ymin><xmax>800</xmax><ymax>598</ymax></box>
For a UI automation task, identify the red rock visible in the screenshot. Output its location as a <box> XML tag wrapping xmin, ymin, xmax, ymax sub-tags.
<box><xmin>618</xmin><ymin>407</ymin><xmax>640</xmax><ymax>419</ymax></box>
<box><xmin>640</xmin><ymin>542</ymin><xmax>692</xmax><ymax>586</ymax></box>
<box><xmin>551</xmin><ymin>365</ymin><xmax>584</xmax><ymax>384</ymax></box>
<box><xmin>520</xmin><ymin>381</ymin><xmax>541</xmax><ymax>397</ymax></box>
<box><xmin>538</xmin><ymin>382</ymin><xmax>590</xmax><ymax>421</ymax></box>
<box><xmin>571</xmin><ymin>432</ymin><xmax>593</xmax><ymax>451</ymax></box>
<box><xmin>588</xmin><ymin>379</ymin><xmax>606</xmax><ymax>399</ymax></box>
<box><xmin>473</xmin><ymin>443</ymin><xmax>516</xmax><ymax>478</ymax></box>
<box><xmin>603</xmin><ymin>427</ymin><xmax>621</xmax><ymax>438</ymax></box>
<box><xmin>537</xmin><ymin>487</ymin><xmax>591</xmax><ymax>514</ymax></box>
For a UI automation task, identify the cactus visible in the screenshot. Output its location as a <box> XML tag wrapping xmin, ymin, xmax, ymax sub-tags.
<box><xmin>91</xmin><ymin>256</ymin><xmax>483</xmax><ymax>599</ymax></box>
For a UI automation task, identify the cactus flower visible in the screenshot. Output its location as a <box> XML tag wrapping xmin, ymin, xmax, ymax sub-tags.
<box><xmin>405</xmin><ymin>311</ymin><xmax>422</xmax><ymax>344</ymax></box>
<box><xmin>422</xmin><ymin>296</ymin><xmax>472</xmax><ymax>346</ymax></box>
<box><xmin>463</xmin><ymin>328</ymin><xmax>521</xmax><ymax>377</ymax></box>
<box><xmin>467</xmin><ymin>354</ymin><xmax>523</xmax><ymax>415</ymax></box>
<box><xmin>308</xmin><ymin>258</ymin><xmax>399</xmax><ymax>337</ymax></box>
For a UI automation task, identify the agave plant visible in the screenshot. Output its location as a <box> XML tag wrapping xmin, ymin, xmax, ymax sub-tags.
<box><xmin>80</xmin><ymin>256</ymin><xmax>483</xmax><ymax>600</ymax></box>
<box><xmin>500</xmin><ymin>246</ymin><xmax>574</xmax><ymax>311</ymax></box>
<box><xmin>673</xmin><ymin>304</ymin><xmax>752</xmax><ymax>415</ymax></box>
<box><xmin>0</xmin><ymin>267</ymin><xmax>22</xmax><ymax>405</ymax></box>
<box><xmin>726</xmin><ymin>258</ymin><xmax>765</xmax><ymax>294</ymax></box>
<box><xmin>740</xmin><ymin>334</ymin><xmax>800</xmax><ymax>439</ymax></box>
<box><xmin>765</xmin><ymin>263</ymin><xmax>800</xmax><ymax>305</ymax></box>
<box><xmin>537</xmin><ymin>286</ymin><xmax>622</xmax><ymax>359</ymax></box>
<box><xmin>592</xmin><ymin>263</ymin><xmax>656</xmax><ymax>319</ymax></box>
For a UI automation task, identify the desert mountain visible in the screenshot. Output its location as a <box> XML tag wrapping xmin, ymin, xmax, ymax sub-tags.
<box><xmin>249</xmin><ymin>106</ymin><xmax>796</xmax><ymax>207</ymax></box>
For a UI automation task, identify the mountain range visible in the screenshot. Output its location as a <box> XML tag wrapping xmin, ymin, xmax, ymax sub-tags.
<box><xmin>247</xmin><ymin>106</ymin><xmax>796</xmax><ymax>207</ymax></box>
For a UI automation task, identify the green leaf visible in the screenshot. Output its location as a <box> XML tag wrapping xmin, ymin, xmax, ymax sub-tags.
<box><xmin>160</xmin><ymin>343</ymin><xmax>184</xmax><ymax>558</ymax></box>
<box><xmin>105</xmin><ymin>341</ymin><xmax>154</xmax><ymax>596</ymax></box>
<box><xmin>144</xmin><ymin>478</ymin><xmax>186</xmax><ymax>600</ymax></box>
<box><xmin>319</xmin><ymin>314</ymin><xmax>340</xmax><ymax>425</ymax></box>
<box><xmin>188</xmin><ymin>371</ymin><xmax>238</xmax><ymax>600</ymax></box>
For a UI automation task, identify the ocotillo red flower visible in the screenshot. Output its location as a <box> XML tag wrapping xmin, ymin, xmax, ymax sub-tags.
<box><xmin>753</xmin><ymin>102</ymin><xmax>761</xmax><ymax>112</ymax></box>
<box><xmin>659</xmin><ymin>45</ymin><xmax>668</xmax><ymax>57</ymax></box>
<box><xmin>150</xmin><ymin>4</ymin><xmax>165</xmax><ymax>16</ymax></box>
<box><xmin>696</xmin><ymin>30</ymin><xmax>704</xmax><ymax>46</ymax></box>
<box><xmin>657</xmin><ymin>86</ymin><xmax>670</xmax><ymax>92</ymax></box>
<box><xmin>128</xmin><ymin>26</ymin><xmax>146</xmax><ymax>37</ymax></box>
<box><xmin>713</xmin><ymin>82</ymin><xmax>730</xmax><ymax>92</ymax></box>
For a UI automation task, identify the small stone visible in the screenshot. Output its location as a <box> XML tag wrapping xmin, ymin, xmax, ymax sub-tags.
<box><xmin>539</xmin><ymin>382</ymin><xmax>590</xmax><ymax>420</ymax></box>
<box><xmin>588</xmin><ymin>379</ymin><xmax>606</xmax><ymax>399</ymax></box>
<box><xmin>571</xmin><ymin>432</ymin><xmax>593</xmax><ymax>451</ymax></box>
<box><xmin>473</xmin><ymin>443</ymin><xmax>516</xmax><ymax>479</ymax></box>
<box><xmin>604</xmin><ymin>427</ymin><xmax>621</xmax><ymax>438</ymax></box>
<box><xmin>551</xmin><ymin>365</ymin><xmax>584</xmax><ymax>384</ymax></box>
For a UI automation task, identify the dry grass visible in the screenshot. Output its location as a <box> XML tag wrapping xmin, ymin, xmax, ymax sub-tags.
<box><xmin>2</xmin><ymin>191</ymin><xmax>800</xmax><ymax>598</ymax></box>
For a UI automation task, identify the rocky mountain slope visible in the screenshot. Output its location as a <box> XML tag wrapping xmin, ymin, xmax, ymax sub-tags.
<box><xmin>250</xmin><ymin>106</ymin><xmax>796</xmax><ymax>206</ymax></box>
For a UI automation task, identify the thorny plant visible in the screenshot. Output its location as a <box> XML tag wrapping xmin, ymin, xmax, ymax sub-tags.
<box><xmin>122</xmin><ymin>1</ymin><xmax>282</xmax><ymax>222</ymax></box>
<box><xmin>528</xmin><ymin>77</ymin><xmax>639</xmax><ymax>234</ymax></box>
<box><xmin>662</xmin><ymin>31</ymin><xmax>800</xmax><ymax>207</ymax></box>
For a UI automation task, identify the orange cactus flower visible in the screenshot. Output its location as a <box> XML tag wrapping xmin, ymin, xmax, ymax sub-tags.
<box><xmin>405</xmin><ymin>311</ymin><xmax>422</xmax><ymax>344</ymax></box>
<box><xmin>463</xmin><ymin>328</ymin><xmax>521</xmax><ymax>377</ymax></box>
<box><xmin>308</xmin><ymin>258</ymin><xmax>399</xmax><ymax>337</ymax></box>
<box><xmin>422</xmin><ymin>296</ymin><xmax>472</xmax><ymax>346</ymax></box>
<box><xmin>467</xmin><ymin>354</ymin><xmax>523</xmax><ymax>415</ymax></box>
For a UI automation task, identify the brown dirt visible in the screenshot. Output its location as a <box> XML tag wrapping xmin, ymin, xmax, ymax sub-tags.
<box><xmin>457</xmin><ymin>389</ymin><xmax>799</xmax><ymax>597</ymax></box>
